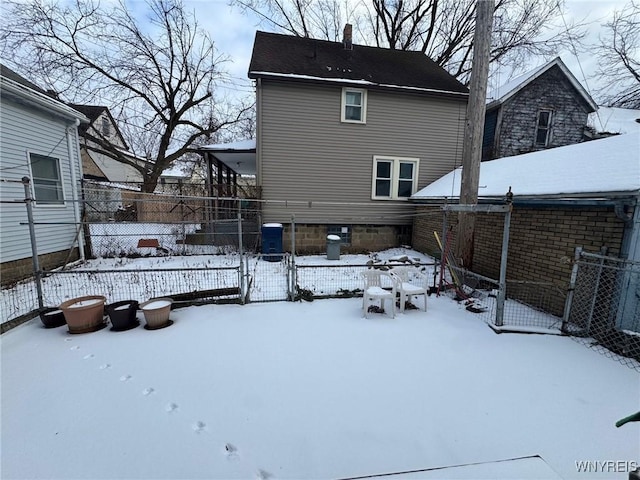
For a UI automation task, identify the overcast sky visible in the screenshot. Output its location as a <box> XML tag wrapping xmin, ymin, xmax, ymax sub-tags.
<box><xmin>184</xmin><ymin>0</ymin><xmax>632</xmax><ymax>105</ymax></box>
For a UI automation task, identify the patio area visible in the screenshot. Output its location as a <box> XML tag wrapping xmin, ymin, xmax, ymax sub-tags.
<box><xmin>1</xmin><ymin>295</ymin><xmax>638</xmax><ymax>479</ymax></box>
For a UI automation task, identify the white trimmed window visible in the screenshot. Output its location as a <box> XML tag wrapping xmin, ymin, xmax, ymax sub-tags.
<box><xmin>372</xmin><ymin>156</ymin><xmax>419</xmax><ymax>200</ymax></box>
<box><xmin>29</xmin><ymin>153</ymin><xmax>65</xmax><ymax>205</ymax></box>
<box><xmin>535</xmin><ymin>109</ymin><xmax>553</xmax><ymax>146</ymax></box>
<box><xmin>341</xmin><ymin>88</ymin><xmax>367</xmax><ymax>123</ymax></box>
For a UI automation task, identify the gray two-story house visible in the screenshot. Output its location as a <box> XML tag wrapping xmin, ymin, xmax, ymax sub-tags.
<box><xmin>248</xmin><ymin>27</ymin><xmax>468</xmax><ymax>253</ymax></box>
<box><xmin>482</xmin><ymin>57</ymin><xmax>597</xmax><ymax>160</ymax></box>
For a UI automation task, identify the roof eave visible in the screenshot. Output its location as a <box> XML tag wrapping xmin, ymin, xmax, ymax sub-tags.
<box><xmin>411</xmin><ymin>191</ymin><xmax>640</xmax><ymax>206</ymax></box>
<box><xmin>249</xmin><ymin>71</ymin><xmax>469</xmax><ymax>98</ymax></box>
<box><xmin>1</xmin><ymin>76</ymin><xmax>89</xmax><ymax>124</ymax></box>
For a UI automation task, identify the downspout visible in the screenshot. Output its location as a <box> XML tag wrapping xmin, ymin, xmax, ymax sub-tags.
<box><xmin>67</xmin><ymin>119</ymin><xmax>86</xmax><ymax>261</ymax></box>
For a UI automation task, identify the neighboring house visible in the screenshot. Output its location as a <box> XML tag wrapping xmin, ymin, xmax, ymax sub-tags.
<box><xmin>0</xmin><ymin>64</ymin><xmax>88</xmax><ymax>286</ymax></box>
<box><xmin>411</xmin><ymin>132</ymin><xmax>640</xmax><ymax>316</ymax></box>
<box><xmin>69</xmin><ymin>104</ymin><xmax>146</xmax><ymax>184</ymax></box>
<box><xmin>483</xmin><ymin>57</ymin><xmax>597</xmax><ymax>160</ymax></box>
<box><xmin>244</xmin><ymin>27</ymin><xmax>468</xmax><ymax>252</ymax></box>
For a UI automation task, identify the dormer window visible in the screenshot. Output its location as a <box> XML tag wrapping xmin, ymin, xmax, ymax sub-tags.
<box><xmin>535</xmin><ymin>109</ymin><xmax>552</xmax><ymax>146</ymax></box>
<box><xmin>341</xmin><ymin>88</ymin><xmax>367</xmax><ymax>123</ymax></box>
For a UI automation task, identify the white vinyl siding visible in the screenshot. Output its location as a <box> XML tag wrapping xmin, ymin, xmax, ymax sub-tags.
<box><xmin>341</xmin><ymin>88</ymin><xmax>367</xmax><ymax>123</ymax></box>
<box><xmin>372</xmin><ymin>156</ymin><xmax>419</xmax><ymax>200</ymax></box>
<box><xmin>257</xmin><ymin>80</ymin><xmax>466</xmax><ymax>225</ymax></box>
<box><xmin>0</xmin><ymin>97</ymin><xmax>82</xmax><ymax>263</ymax></box>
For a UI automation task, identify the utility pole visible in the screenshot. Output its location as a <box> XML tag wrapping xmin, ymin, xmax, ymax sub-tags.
<box><xmin>455</xmin><ymin>0</ymin><xmax>494</xmax><ymax>269</ymax></box>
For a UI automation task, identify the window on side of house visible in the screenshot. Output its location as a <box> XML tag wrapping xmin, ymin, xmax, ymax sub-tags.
<box><xmin>29</xmin><ymin>153</ymin><xmax>65</xmax><ymax>205</ymax></box>
<box><xmin>535</xmin><ymin>109</ymin><xmax>552</xmax><ymax>146</ymax></box>
<box><xmin>101</xmin><ymin>116</ymin><xmax>110</xmax><ymax>137</ymax></box>
<box><xmin>327</xmin><ymin>225</ymin><xmax>352</xmax><ymax>245</ymax></box>
<box><xmin>372</xmin><ymin>156</ymin><xmax>419</xmax><ymax>200</ymax></box>
<box><xmin>341</xmin><ymin>88</ymin><xmax>367</xmax><ymax>123</ymax></box>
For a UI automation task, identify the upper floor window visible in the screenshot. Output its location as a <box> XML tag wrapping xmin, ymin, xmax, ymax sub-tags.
<box><xmin>341</xmin><ymin>88</ymin><xmax>367</xmax><ymax>123</ymax></box>
<box><xmin>101</xmin><ymin>116</ymin><xmax>110</xmax><ymax>137</ymax></box>
<box><xmin>372</xmin><ymin>156</ymin><xmax>419</xmax><ymax>200</ymax></box>
<box><xmin>29</xmin><ymin>153</ymin><xmax>64</xmax><ymax>205</ymax></box>
<box><xmin>535</xmin><ymin>109</ymin><xmax>552</xmax><ymax>146</ymax></box>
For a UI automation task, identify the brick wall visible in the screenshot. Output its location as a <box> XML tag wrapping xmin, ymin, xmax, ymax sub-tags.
<box><xmin>413</xmin><ymin>205</ymin><xmax>627</xmax><ymax>287</ymax></box>
<box><xmin>1</xmin><ymin>248</ymin><xmax>80</xmax><ymax>286</ymax></box>
<box><xmin>282</xmin><ymin>224</ymin><xmax>410</xmax><ymax>254</ymax></box>
<box><xmin>497</xmin><ymin>65</ymin><xmax>590</xmax><ymax>158</ymax></box>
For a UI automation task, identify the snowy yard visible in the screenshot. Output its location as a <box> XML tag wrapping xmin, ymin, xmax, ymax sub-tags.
<box><xmin>2</xmin><ymin>294</ymin><xmax>638</xmax><ymax>479</ymax></box>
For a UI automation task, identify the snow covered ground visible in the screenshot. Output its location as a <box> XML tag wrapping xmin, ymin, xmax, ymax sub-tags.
<box><xmin>2</xmin><ymin>295</ymin><xmax>638</xmax><ymax>479</ymax></box>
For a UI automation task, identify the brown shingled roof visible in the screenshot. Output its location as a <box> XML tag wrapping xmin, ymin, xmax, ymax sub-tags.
<box><xmin>248</xmin><ymin>31</ymin><xmax>468</xmax><ymax>96</ymax></box>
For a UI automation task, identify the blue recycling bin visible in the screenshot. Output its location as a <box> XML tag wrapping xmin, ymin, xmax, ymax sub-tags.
<box><xmin>261</xmin><ymin>223</ymin><xmax>283</xmax><ymax>262</ymax></box>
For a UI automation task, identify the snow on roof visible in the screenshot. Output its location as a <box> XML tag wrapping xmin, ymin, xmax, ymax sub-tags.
<box><xmin>486</xmin><ymin>57</ymin><xmax>597</xmax><ymax>112</ymax></box>
<box><xmin>589</xmin><ymin>107</ymin><xmax>640</xmax><ymax>135</ymax></box>
<box><xmin>201</xmin><ymin>139</ymin><xmax>256</xmax><ymax>151</ymax></box>
<box><xmin>249</xmin><ymin>72</ymin><xmax>469</xmax><ymax>97</ymax></box>
<box><xmin>161</xmin><ymin>163</ymin><xmax>192</xmax><ymax>178</ymax></box>
<box><xmin>411</xmin><ymin>133</ymin><xmax>640</xmax><ymax>200</ymax></box>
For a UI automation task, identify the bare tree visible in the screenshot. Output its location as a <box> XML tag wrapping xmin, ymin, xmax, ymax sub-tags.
<box><xmin>2</xmin><ymin>0</ymin><xmax>253</xmax><ymax>192</ymax></box>
<box><xmin>595</xmin><ymin>1</ymin><xmax>640</xmax><ymax>108</ymax></box>
<box><xmin>232</xmin><ymin>0</ymin><xmax>584</xmax><ymax>82</ymax></box>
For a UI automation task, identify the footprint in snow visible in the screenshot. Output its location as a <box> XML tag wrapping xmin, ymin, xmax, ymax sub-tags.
<box><xmin>142</xmin><ymin>388</ymin><xmax>155</xmax><ymax>396</ymax></box>
<box><xmin>119</xmin><ymin>375</ymin><xmax>132</xmax><ymax>382</ymax></box>
<box><xmin>192</xmin><ymin>421</ymin><xmax>206</xmax><ymax>433</ymax></box>
<box><xmin>224</xmin><ymin>443</ymin><xmax>239</xmax><ymax>460</ymax></box>
<box><xmin>165</xmin><ymin>403</ymin><xmax>179</xmax><ymax>413</ymax></box>
<box><xmin>83</xmin><ymin>354</ymin><xmax>94</xmax><ymax>360</ymax></box>
<box><xmin>64</xmin><ymin>338</ymin><xmax>73</xmax><ymax>342</ymax></box>
<box><xmin>70</xmin><ymin>346</ymin><xmax>79</xmax><ymax>350</ymax></box>
<box><xmin>256</xmin><ymin>469</ymin><xmax>272</xmax><ymax>480</ymax></box>
<box><xmin>99</xmin><ymin>364</ymin><xmax>111</xmax><ymax>370</ymax></box>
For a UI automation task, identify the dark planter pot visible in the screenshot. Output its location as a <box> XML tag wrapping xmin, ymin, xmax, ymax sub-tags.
<box><xmin>106</xmin><ymin>300</ymin><xmax>140</xmax><ymax>331</ymax></box>
<box><xmin>39</xmin><ymin>307</ymin><xmax>67</xmax><ymax>328</ymax></box>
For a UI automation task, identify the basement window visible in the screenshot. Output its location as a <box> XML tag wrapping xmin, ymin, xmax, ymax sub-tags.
<box><xmin>327</xmin><ymin>225</ymin><xmax>351</xmax><ymax>245</ymax></box>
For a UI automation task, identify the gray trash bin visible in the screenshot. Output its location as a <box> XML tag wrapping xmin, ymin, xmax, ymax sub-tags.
<box><xmin>327</xmin><ymin>234</ymin><xmax>341</xmax><ymax>260</ymax></box>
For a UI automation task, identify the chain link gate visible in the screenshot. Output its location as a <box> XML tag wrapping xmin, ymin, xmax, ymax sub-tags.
<box><xmin>562</xmin><ymin>247</ymin><xmax>640</xmax><ymax>371</ymax></box>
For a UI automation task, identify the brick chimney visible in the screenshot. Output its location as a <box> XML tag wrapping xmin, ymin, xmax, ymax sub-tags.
<box><xmin>343</xmin><ymin>23</ymin><xmax>353</xmax><ymax>50</ymax></box>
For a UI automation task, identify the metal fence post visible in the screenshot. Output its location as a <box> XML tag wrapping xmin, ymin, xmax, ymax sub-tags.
<box><xmin>495</xmin><ymin>203</ymin><xmax>512</xmax><ymax>327</ymax></box>
<box><xmin>562</xmin><ymin>246</ymin><xmax>582</xmax><ymax>332</ymax></box>
<box><xmin>22</xmin><ymin>177</ymin><xmax>44</xmax><ymax>312</ymax></box>
<box><xmin>288</xmin><ymin>215</ymin><xmax>296</xmax><ymax>300</ymax></box>
<box><xmin>237</xmin><ymin>211</ymin><xmax>245</xmax><ymax>304</ymax></box>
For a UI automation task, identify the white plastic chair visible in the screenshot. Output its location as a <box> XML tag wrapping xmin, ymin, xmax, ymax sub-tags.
<box><xmin>361</xmin><ymin>269</ymin><xmax>397</xmax><ymax>319</ymax></box>
<box><xmin>390</xmin><ymin>266</ymin><xmax>428</xmax><ymax>313</ymax></box>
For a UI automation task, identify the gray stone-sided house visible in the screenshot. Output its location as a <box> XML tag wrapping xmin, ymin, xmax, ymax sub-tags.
<box><xmin>248</xmin><ymin>27</ymin><xmax>468</xmax><ymax>252</ymax></box>
<box><xmin>482</xmin><ymin>57</ymin><xmax>597</xmax><ymax>160</ymax></box>
<box><xmin>0</xmin><ymin>64</ymin><xmax>87</xmax><ymax>285</ymax></box>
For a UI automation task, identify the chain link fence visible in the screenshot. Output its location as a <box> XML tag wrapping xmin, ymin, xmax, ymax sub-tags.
<box><xmin>440</xmin><ymin>265</ymin><xmax>566</xmax><ymax>333</ymax></box>
<box><xmin>83</xmin><ymin>181</ymin><xmax>262</xmax><ymax>257</ymax></box>
<box><xmin>562</xmin><ymin>248</ymin><xmax>640</xmax><ymax>371</ymax></box>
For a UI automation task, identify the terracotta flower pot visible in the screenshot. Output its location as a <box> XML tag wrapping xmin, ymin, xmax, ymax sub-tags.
<box><xmin>39</xmin><ymin>307</ymin><xmax>66</xmax><ymax>328</ymax></box>
<box><xmin>59</xmin><ymin>295</ymin><xmax>107</xmax><ymax>334</ymax></box>
<box><xmin>140</xmin><ymin>298</ymin><xmax>173</xmax><ymax>330</ymax></box>
<box><xmin>106</xmin><ymin>300</ymin><xmax>139</xmax><ymax>331</ymax></box>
